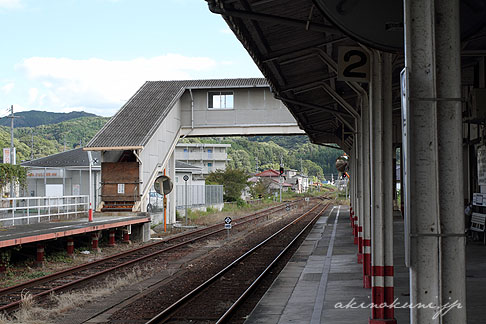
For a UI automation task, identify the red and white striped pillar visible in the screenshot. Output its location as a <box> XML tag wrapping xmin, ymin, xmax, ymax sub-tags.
<box><xmin>36</xmin><ymin>244</ymin><xmax>44</xmax><ymax>267</ymax></box>
<box><xmin>67</xmin><ymin>237</ymin><xmax>74</xmax><ymax>257</ymax></box>
<box><xmin>108</xmin><ymin>230</ymin><xmax>116</xmax><ymax>247</ymax></box>
<box><xmin>362</xmin><ymin>74</ymin><xmax>372</xmax><ymax>289</ymax></box>
<box><xmin>91</xmin><ymin>232</ymin><xmax>100</xmax><ymax>251</ymax></box>
<box><xmin>369</xmin><ymin>52</ymin><xmax>396</xmax><ymax>324</ymax></box>
<box><xmin>123</xmin><ymin>227</ymin><xmax>131</xmax><ymax>244</ymax></box>
<box><xmin>350</xmin><ymin>206</ymin><xmax>353</xmax><ymax>227</ymax></box>
<box><xmin>370</xmin><ymin>266</ymin><xmax>396</xmax><ymax>323</ymax></box>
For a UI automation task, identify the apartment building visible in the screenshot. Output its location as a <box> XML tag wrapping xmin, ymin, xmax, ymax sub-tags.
<box><xmin>174</xmin><ymin>143</ymin><xmax>230</xmax><ymax>179</ymax></box>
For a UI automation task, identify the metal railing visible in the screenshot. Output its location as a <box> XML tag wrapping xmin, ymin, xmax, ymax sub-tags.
<box><xmin>0</xmin><ymin>195</ymin><xmax>89</xmax><ymax>227</ymax></box>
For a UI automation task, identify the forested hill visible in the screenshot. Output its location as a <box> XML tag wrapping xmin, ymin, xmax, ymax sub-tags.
<box><xmin>0</xmin><ymin>111</ymin><xmax>343</xmax><ymax>179</ymax></box>
<box><xmin>0</xmin><ymin>116</ymin><xmax>109</xmax><ymax>162</ymax></box>
<box><xmin>0</xmin><ymin>110</ymin><xmax>97</xmax><ymax>128</ymax></box>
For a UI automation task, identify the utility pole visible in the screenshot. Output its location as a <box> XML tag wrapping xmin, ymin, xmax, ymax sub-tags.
<box><xmin>8</xmin><ymin>105</ymin><xmax>16</xmax><ymax>198</ymax></box>
<box><xmin>31</xmin><ymin>129</ymin><xmax>34</xmax><ymax>160</ymax></box>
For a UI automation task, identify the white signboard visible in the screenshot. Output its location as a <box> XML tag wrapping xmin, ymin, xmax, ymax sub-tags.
<box><xmin>401</xmin><ymin>68</ymin><xmax>411</xmax><ymax>268</ymax></box>
<box><xmin>27</xmin><ymin>169</ymin><xmax>64</xmax><ymax>179</ymax></box>
<box><xmin>118</xmin><ymin>183</ymin><xmax>125</xmax><ymax>194</ymax></box>
<box><xmin>3</xmin><ymin>147</ymin><xmax>15</xmax><ymax>164</ymax></box>
<box><xmin>72</xmin><ymin>184</ymin><xmax>80</xmax><ymax>196</ymax></box>
<box><xmin>478</xmin><ymin>146</ymin><xmax>486</xmax><ymax>185</ymax></box>
<box><xmin>337</xmin><ymin>46</ymin><xmax>370</xmax><ymax>83</ymax></box>
<box><xmin>473</xmin><ymin>192</ymin><xmax>486</xmax><ymax>206</ymax></box>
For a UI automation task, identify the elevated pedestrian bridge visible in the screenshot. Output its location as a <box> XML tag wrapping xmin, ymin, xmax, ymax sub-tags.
<box><xmin>85</xmin><ymin>78</ymin><xmax>305</xmax><ymax>221</ymax></box>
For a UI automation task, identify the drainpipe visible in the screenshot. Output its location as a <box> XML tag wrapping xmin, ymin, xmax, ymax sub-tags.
<box><xmin>189</xmin><ymin>89</ymin><xmax>194</xmax><ymax>129</ymax></box>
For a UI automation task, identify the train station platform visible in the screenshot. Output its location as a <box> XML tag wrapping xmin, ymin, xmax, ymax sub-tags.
<box><xmin>245</xmin><ymin>205</ymin><xmax>485</xmax><ymax>324</ymax></box>
<box><xmin>0</xmin><ymin>214</ymin><xmax>151</xmax><ymax>248</ymax></box>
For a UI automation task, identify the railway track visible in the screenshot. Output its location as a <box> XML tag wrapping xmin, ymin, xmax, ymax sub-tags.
<box><xmin>0</xmin><ymin>200</ymin><xmax>311</xmax><ymax>314</ymax></box>
<box><xmin>144</xmin><ymin>201</ymin><xmax>331</xmax><ymax>324</ymax></box>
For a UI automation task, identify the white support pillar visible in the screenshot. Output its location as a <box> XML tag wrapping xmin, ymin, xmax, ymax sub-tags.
<box><xmin>350</xmin><ymin>143</ymin><xmax>357</xmax><ymax>232</ymax></box>
<box><xmin>369</xmin><ymin>51</ymin><xmax>382</xmax><ymax>299</ymax></box>
<box><xmin>362</xmin><ymin>80</ymin><xmax>372</xmax><ymax>289</ymax></box>
<box><xmin>404</xmin><ymin>0</ymin><xmax>466</xmax><ymax>323</ymax></box>
<box><xmin>351</xmin><ymin>139</ymin><xmax>359</xmax><ymax>245</ymax></box>
<box><xmin>369</xmin><ymin>52</ymin><xmax>396</xmax><ymax>324</ymax></box>
<box><xmin>357</xmin><ymin>105</ymin><xmax>364</xmax><ymax>264</ymax></box>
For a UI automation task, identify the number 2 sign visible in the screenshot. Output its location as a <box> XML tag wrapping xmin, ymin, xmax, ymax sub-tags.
<box><xmin>337</xmin><ymin>47</ymin><xmax>370</xmax><ymax>83</ymax></box>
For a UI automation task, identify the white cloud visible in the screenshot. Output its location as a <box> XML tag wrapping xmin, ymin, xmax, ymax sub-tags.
<box><xmin>0</xmin><ymin>0</ymin><xmax>22</xmax><ymax>9</ymax></box>
<box><xmin>28</xmin><ymin>88</ymin><xmax>38</xmax><ymax>104</ymax></box>
<box><xmin>1</xmin><ymin>83</ymin><xmax>14</xmax><ymax>94</ymax></box>
<box><xmin>17</xmin><ymin>54</ymin><xmax>217</xmax><ymax>115</ymax></box>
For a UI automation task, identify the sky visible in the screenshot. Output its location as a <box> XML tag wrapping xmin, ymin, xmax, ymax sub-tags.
<box><xmin>0</xmin><ymin>0</ymin><xmax>263</xmax><ymax>117</ymax></box>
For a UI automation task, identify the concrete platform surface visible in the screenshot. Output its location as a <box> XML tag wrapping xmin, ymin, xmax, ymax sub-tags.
<box><xmin>246</xmin><ymin>205</ymin><xmax>484</xmax><ymax>324</ymax></box>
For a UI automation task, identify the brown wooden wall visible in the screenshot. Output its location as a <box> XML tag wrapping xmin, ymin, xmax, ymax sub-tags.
<box><xmin>101</xmin><ymin>162</ymin><xmax>140</xmax><ymax>202</ymax></box>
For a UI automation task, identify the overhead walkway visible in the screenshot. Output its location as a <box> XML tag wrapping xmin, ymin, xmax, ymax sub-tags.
<box><xmin>85</xmin><ymin>79</ymin><xmax>304</xmax><ymax>222</ymax></box>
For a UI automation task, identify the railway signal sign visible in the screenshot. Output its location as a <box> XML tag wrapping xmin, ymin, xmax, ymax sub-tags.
<box><xmin>286</xmin><ymin>204</ymin><xmax>291</xmax><ymax>211</ymax></box>
<box><xmin>183</xmin><ymin>175</ymin><xmax>189</xmax><ymax>182</ymax></box>
<box><xmin>224</xmin><ymin>217</ymin><xmax>232</xmax><ymax>231</ymax></box>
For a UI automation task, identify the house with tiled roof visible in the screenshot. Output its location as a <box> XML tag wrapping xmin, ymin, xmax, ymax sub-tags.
<box><xmin>84</xmin><ymin>78</ymin><xmax>304</xmax><ymax>223</ymax></box>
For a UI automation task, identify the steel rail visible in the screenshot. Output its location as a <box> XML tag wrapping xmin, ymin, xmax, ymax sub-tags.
<box><xmin>144</xmin><ymin>201</ymin><xmax>329</xmax><ymax>324</ymax></box>
<box><xmin>0</xmin><ymin>200</ymin><xmax>308</xmax><ymax>313</ymax></box>
<box><xmin>216</xmin><ymin>202</ymin><xmax>331</xmax><ymax>323</ymax></box>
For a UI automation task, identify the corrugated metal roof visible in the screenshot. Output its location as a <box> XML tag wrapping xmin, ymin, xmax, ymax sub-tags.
<box><xmin>175</xmin><ymin>161</ymin><xmax>201</xmax><ymax>170</ymax></box>
<box><xmin>86</xmin><ymin>78</ymin><xmax>268</xmax><ymax>149</ymax></box>
<box><xmin>21</xmin><ymin>148</ymin><xmax>101</xmax><ymax>168</ymax></box>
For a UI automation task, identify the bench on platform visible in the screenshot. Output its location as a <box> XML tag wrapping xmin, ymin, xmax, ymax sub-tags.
<box><xmin>471</xmin><ymin>212</ymin><xmax>486</xmax><ymax>245</ymax></box>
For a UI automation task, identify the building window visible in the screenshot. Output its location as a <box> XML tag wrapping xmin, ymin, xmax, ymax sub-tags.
<box><xmin>208</xmin><ymin>91</ymin><xmax>234</xmax><ymax>109</ymax></box>
<box><xmin>183</xmin><ymin>148</ymin><xmax>189</xmax><ymax>159</ymax></box>
<box><xmin>208</xmin><ymin>149</ymin><xmax>213</xmax><ymax>159</ymax></box>
<box><xmin>208</xmin><ymin>162</ymin><xmax>213</xmax><ymax>172</ymax></box>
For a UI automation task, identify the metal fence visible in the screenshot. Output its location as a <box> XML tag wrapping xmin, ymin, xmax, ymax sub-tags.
<box><xmin>0</xmin><ymin>195</ymin><xmax>89</xmax><ymax>227</ymax></box>
<box><xmin>175</xmin><ymin>185</ymin><xmax>223</xmax><ymax>209</ymax></box>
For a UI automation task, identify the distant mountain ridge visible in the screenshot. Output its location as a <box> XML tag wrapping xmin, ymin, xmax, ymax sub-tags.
<box><xmin>0</xmin><ymin>110</ymin><xmax>98</xmax><ymax>127</ymax></box>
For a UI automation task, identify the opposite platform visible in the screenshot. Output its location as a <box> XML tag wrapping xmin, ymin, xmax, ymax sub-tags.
<box><xmin>0</xmin><ymin>215</ymin><xmax>150</xmax><ymax>248</ymax></box>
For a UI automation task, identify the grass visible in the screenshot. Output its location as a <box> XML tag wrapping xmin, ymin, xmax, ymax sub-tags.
<box><xmin>186</xmin><ymin>200</ymin><xmax>279</xmax><ymax>226</ymax></box>
<box><xmin>0</xmin><ymin>266</ymin><xmax>153</xmax><ymax>324</ymax></box>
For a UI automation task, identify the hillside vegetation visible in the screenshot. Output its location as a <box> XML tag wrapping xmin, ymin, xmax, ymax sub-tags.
<box><xmin>0</xmin><ymin>111</ymin><xmax>343</xmax><ymax>179</ymax></box>
<box><xmin>0</xmin><ymin>116</ymin><xmax>109</xmax><ymax>162</ymax></box>
<box><xmin>0</xmin><ymin>110</ymin><xmax>97</xmax><ymax>128</ymax></box>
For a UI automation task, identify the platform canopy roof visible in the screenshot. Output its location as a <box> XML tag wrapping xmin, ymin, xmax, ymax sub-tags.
<box><xmin>206</xmin><ymin>0</ymin><xmax>486</xmax><ymax>153</ymax></box>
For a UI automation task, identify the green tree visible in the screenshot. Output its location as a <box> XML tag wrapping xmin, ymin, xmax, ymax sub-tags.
<box><xmin>249</xmin><ymin>177</ymin><xmax>272</xmax><ymax>198</ymax></box>
<box><xmin>206</xmin><ymin>168</ymin><xmax>249</xmax><ymax>202</ymax></box>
